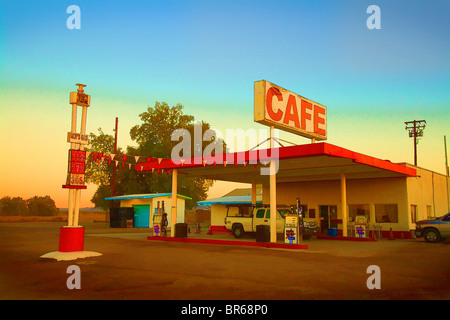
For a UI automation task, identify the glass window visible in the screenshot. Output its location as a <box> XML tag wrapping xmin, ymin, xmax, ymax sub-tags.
<box><xmin>375</xmin><ymin>204</ymin><xmax>398</xmax><ymax>223</ymax></box>
<box><xmin>239</xmin><ymin>206</ymin><xmax>250</xmax><ymax>216</ymax></box>
<box><xmin>411</xmin><ymin>205</ymin><xmax>417</xmax><ymax>223</ymax></box>
<box><xmin>426</xmin><ymin>205</ymin><xmax>432</xmax><ymax>219</ymax></box>
<box><xmin>265</xmin><ymin>210</ymin><xmax>270</xmax><ymax>219</ymax></box>
<box><xmin>256</xmin><ymin>209</ymin><xmax>265</xmax><ymax>219</ymax></box>
<box><xmin>349</xmin><ymin>204</ymin><xmax>370</xmax><ymax>223</ymax></box>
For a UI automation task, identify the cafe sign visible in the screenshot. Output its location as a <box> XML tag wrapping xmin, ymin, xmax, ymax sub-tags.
<box><xmin>254</xmin><ymin>80</ymin><xmax>327</xmax><ymax>140</ymax></box>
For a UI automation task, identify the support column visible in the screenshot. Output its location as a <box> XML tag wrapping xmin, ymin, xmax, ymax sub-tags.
<box><xmin>340</xmin><ymin>173</ymin><xmax>348</xmax><ymax>237</ymax></box>
<box><xmin>270</xmin><ymin>126</ymin><xmax>277</xmax><ymax>243</ymax></box>
<box><xmin>67</xmin><ymin>189</ymin><xmax>74</xmax><ymax>227</ymax></box>
<box><xmin>67</xmin><ymin>103</ymin><xmax>78</xmax><ymax>228</ymax></box>
<box><xmin>73</xmin><ymin>189</ymin><xmax>80</xmax><ymax>227</ymax></box>
<box><xmin>369</xmin><ymin>203</ymin><xmax>376</xmax><ymax>238</ymax></box>
<box><xmin>251</xmin><ymin>183</ymin><xmax>257</xmax><ymax>205</ymax></box>
<box><xmin>171</xmin><ymin>169</ymin><xmax>178</xmax><ymax>237</ymax></box>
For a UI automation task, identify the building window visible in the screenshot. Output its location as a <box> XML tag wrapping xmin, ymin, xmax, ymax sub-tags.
<box><xmin>411</xmin><ymin>205</ymin><xmax>417</xmax><ymax>223</ymax></box>
<box><xmin>426</xmin><ymin>205</ymin><xmax>432</xmax><ymax>219</ymax></box>
<box><xmin>375</xmin><ymin>204</ymin><xmax>399</xmax><ymax>223</ymax></box>
<box><xmin>239</xmin><ymin>206</ymin><xmax>250</xmax><ymax>217</ymax></box>
<box><xmin>300</xmin><ymin>205</ymin><xmax>308</xmax><ymax>217</ymax></box>
<box><xmin>349</xmin><ymin>204</ymin><xmax>370</xmax><ymax>223</ymax></box>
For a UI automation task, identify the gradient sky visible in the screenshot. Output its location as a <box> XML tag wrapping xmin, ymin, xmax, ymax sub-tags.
<box><xmin>0</xmin><ymin>0</ymin><xmax>449</xmax><ymax>208</ymax></box>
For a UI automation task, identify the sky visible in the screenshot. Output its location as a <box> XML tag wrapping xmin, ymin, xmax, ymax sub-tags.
<box><xmin>0</xmin><ymin>0</ymin><xmax>449</xmax><ymax>208</ymax></box>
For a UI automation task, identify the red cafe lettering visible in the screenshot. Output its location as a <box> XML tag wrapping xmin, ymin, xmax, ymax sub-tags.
<box><xmin>254</xmin><ymin>80</ymin><xmax>327</xmax><ymax>140</ymax></box>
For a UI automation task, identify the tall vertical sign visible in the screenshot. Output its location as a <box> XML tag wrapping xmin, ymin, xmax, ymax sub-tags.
<box><xmin>60</xmin><ymin>84</ymin><xmax>91</xmax><ymax>251</ymax></box>
<box><xmin>40</xmin><ymin>84</ymin><xmax>102</xmax><ymax>260</ymax></box>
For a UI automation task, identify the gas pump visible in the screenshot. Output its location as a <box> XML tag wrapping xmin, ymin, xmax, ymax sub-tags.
<box><xmin>284</xmin><ymin>198</ymin><xmax>302</xmax><ymax>245</ymax></box>
<box><xmin>153</xmin><ymin>201</ymin><xmax>162</xmax><ymax>237</ymax></box>
<box><xmin>297</xmin><ymin>197</ymin><xmax>304</xmax><ymax>243</ymax></box>
<box><xmin>355</xmin><ymin>215</ymin><xmax>368</xmax><ymax>238</ymax></box>
<box><xmin>160</xmin><ymin>201</ymin><xmax>168</xmax><ymax>237</ymax></box>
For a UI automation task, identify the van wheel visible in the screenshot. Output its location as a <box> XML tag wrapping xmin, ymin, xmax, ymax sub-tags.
<box><xmin>424</xmin><ymin>229</ymin><xmax>441</xmax><ymax>243</ymax></box>
<box><xmin>232</xmin><ymin>224</ymin><xmax>244</xmax><ymax>238</ymax></box>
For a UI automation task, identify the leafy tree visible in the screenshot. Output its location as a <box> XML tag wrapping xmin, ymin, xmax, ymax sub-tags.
<box><xmin>0</xmin><ymin>197</ymin><xmax>28</xmax><ymax>216</ymax></box>
<box><xmin>90</xmin><ymin>185</ymin><xmax>112</xmax><ymax>211</ymax></box>
<box><xmin>27</xmin><ymin>196</ymin><xmax>59</xmax><ymax>216</ymax></box>
<box><xmin>87</xmin><ymin>102</ymin><xmax>224</xmax><ymax>209</ymax></box>
<box><xmin>85</xmin><ymin>128</ymin><xmax>122</xmax><ymax>186</ymax></box>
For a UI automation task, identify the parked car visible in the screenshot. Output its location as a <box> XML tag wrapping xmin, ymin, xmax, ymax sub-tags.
<box><xmin>415</xmin><ymin>212</ymin><xmax>450</xmax><ymax>243</ymax></box>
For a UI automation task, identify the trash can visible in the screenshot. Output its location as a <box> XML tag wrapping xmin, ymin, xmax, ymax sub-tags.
<box><xmin>256</xmin><ymin>225</ymin><xmax>270</xmax><ymax>242</ymax></box>
<box><xmin>175</xmin><ymin>223</ymin><xmax>188</xmax><ymax>238</ymax></box>
<box><xmin>328</xmin><ymin>228</ymin><xmax>338</xmax><ymax>236</ymax></box>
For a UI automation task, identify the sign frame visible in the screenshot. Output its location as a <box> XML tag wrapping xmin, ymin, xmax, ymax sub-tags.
<box><xmin>254</xmin><ymin>80</ymin><xmax>327</xmax><ymax>141</ymax></box>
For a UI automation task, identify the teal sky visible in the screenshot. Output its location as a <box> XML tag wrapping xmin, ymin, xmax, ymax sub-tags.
<box><xmin>0</xmin><ymin>0</ymin><xmax>449</xmax><ymax>207</ymax></box>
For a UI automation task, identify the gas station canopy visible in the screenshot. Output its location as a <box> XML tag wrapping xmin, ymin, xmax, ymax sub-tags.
<box><xmin>140</xmin><ymin>142</ymin><xmax>416</xmax><ymax>184</ymax></box>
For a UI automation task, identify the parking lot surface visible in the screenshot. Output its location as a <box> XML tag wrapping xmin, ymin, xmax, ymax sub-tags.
<box><xmin>1</xmin><ymin>221</ymin><xmax>449</xmax><ymax>300</ymax></box>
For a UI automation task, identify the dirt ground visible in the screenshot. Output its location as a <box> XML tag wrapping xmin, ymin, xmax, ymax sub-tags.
<box><xmin>0</xmin><ymin>220</ymin><xmax>449</xmax><ymax>300</ymax></box>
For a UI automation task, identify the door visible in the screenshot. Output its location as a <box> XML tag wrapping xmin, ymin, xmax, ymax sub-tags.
<box><xmin>133</xmin><ymin>205</ymin><xmax>150</xmax><ymax>228</ymax></box>
<box><xmin>329</xmin><ymin>206</ymin><xmax>338</xmax><ymax>228</ymax></box>
<box><xmin>320</xmin><ymin>206</ymin><xmax>329</xmax><ymax>234</ymax></box>
<box><xmin>254</xmin><ymin>208</ymin><xmax>269</xmax><ymax>225</ymax></box>
<box><xmin>264</xmin><ymin>209</ymin><xmax>284</xmax><ymax>233</ymax></box>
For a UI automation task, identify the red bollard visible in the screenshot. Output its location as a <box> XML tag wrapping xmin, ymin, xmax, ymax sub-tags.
<box><xmin>207</xmin><ymin>225</ymin><xmax>213</xmax><ymax>235</ymax></box>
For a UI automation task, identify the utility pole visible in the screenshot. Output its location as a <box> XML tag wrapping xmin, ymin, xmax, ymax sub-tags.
<box><xmin>405</xmin><ymin>120</ymin><xmax>426</xmax><ymax>166</ymax></box>
<box><xmin>445</xmin><ymin>135</ymin><xmax>449</xmax><ymax>212</ymax></box>
<box><xmin>109</xmin><ymin>117</ymin><xmax>119</xmax><ymax>216</ymax></box>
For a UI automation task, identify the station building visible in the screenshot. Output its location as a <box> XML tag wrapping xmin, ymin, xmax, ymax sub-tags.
<box><xmin>116</xmin><ymin>80</ymin><xmax>449</xmax><ymax>241</ymax></box>
<box><xmin>160</xmin><ymin>142</ymin><xmax>449</xmax><ymax>239</ymax></box>
<box><xmin>105</xmin><ymin>193</ymin><xmax>189</xmax><ymax>228</ymax></box>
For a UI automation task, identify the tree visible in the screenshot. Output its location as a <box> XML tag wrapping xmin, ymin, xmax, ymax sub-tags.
<box><xmin>85</xmin><ymin>128</ymin><xmax>121</xmax><ymax>186</ymax></box>
<box><xmin>0</xmin><ymin>197</ymin><xmax>28</xmax><ymax>216</ymax></box>
<box><xmin>86</xmin><ymin>102</ymin><xmax>224</xmax><ymax>209</ymax></box>
<box><xmin>27</xmin><ymin>196</ymin><xmax>59</xmax><ymax>216</ymax></box>
<box><xmin>90</xmin><ymin>185</ymin><xmax>112</xmax><ymax>211</ymax></box>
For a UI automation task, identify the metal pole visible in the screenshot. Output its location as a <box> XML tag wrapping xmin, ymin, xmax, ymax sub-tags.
<box><xmin>445</xmin><ymin>135</ymin><xmax>449</xmax><ymax>212</ymax></box>
<box><xmin>341</xmin><ymin>173</ymin><xmax>348</xmax><ymax>237</ymax></box>
<box><xmin>413</xmin><ymin>120</ymin><xmax>417</xmax><ymax>166</ymax></box>
<box><xmin>111</xmin><ymin>117</ymin><xmax>118</xmax><ymax>200</ymax></box>
<box><xmin>171</xmin><ymin>169</ymin><xmax>178</xmax><ymax>237</ymax></box>
<box><xmin>269</xmin><ymin>126</ymin><xmax>277</xmax><ymax>243</ymax></box>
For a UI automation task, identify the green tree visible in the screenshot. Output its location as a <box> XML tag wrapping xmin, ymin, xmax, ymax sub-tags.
<box><xmin>90</xmin><ymin>185</ymin><xmax>112</xmax><ymax>211</ymax></box>
<box><xmin>85</xmin><ymin>128</ymin><xmax>122</xmax><ymax>186</ymax></box>
<box><xmin>26</xmin><ymin>196</ymin><xmax>59</xmax><ymax>216</ymax></box>
<box><xmin>0</xmin><ymin>197</ymin><xmax>29</xmax><ymax>216</ymax></box>
<box><xmin>86</xmin><ymin>102</ymin><xmax>224</xmax><ymax>209</ymax></box>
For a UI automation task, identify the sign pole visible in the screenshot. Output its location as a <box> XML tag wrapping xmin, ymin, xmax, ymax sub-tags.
<box><xmin>270</xmin><ymin>126</ymin><xmax>277</xmax><ymax>243</ymax></box>
<box><xmin>445</xmin><ymin>135</ymin><xmax>449</xmax><ymax>212</ymax></box>
<box><xmin>40</xmin><ymin>84</ymin><xmax>102</xmax><ymax>261</ymax></box>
